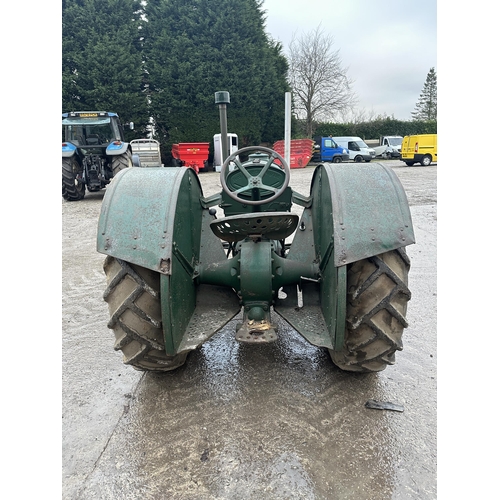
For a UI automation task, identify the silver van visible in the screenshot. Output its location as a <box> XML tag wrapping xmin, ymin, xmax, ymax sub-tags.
<box><xmin>331</xmin><ymin>136</ymin><xmax>376</xmax><ymax>162</ymax></box>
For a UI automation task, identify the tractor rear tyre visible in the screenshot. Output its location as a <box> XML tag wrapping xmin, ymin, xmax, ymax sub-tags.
<box><xmin>330</xmin><ymin>247</ymin><xmax>411</xmax><ymax>373</ymax></box>
<box><xmin>111</xmin><ymin>150</ymin><xmax>133</xmax><ymax>176</ymax></box>
<box><xmin>103</xmin><ymin>256</ymin><xmax>188</xmax><ymax>372</ymax></box>
<box><xmin>62</xmin><ymin>157</ymin><xmax>85</xmax><ymax>201</ymax></box>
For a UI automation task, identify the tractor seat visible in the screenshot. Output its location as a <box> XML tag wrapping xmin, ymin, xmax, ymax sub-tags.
<box><xmin>210</xmin><ymin>212</ymin><xmax>299</xmax><ymax>243</ymax></box>
<box><xmin>86</xmin><ymin>134</ymin><xmax>100</xmax><ymax>145</ymax></box>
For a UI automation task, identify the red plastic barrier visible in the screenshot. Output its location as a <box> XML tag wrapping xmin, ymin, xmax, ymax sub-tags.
<box><xmin>171</xmin><ymin>142</ymin><xmax>210</xmax><ymax>173</ymax></box>
<box><xmin>273</xmin><ymin>139</ymin><xmax>314</xmax><ymax>168</ymax></box>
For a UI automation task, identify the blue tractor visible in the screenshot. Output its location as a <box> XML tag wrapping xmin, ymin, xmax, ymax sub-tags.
<box><xmin>62</xmin><ymin>111</ymin><xmax>136</xmax><ymax>201</ymax></box>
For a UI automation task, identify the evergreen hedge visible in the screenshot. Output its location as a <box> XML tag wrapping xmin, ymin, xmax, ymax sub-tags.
<box><xmin>311</xmin><ymin>117</ymin><xmax>437</xmax><ymax>140</ymax></box>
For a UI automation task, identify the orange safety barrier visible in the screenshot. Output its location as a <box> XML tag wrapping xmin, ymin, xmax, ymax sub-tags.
<box><xmin>272</xmin><ymin>139</ymin><xmax>314</xmax><ymax>169</ymax></box>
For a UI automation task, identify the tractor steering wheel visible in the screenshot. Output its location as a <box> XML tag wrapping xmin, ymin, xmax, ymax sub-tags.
<box><xmin>220</xmin><ymin>146</ymin><xmax>290</xmax><ymax>206</ymax></box>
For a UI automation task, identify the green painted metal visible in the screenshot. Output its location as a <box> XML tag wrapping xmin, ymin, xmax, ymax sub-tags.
<box><xmin>197</xmin><ymin>252</ymin><xmax>240</xmax><ymax>290</ymax></box>
<box><xmin>239</xmin><ymin>240</ymin><xmax>273</xmax><ymax>304</ymax></box>
<box><xmin>305</xmin><ymin>162</ymin><xmax>411</xmax><ymax>350</ymax></box>
<box><xmin>273</xmin><ymin>204</ymin><xmax>335</xmax><ymax>349</ymax></box>
<box><xmin>175</xmin><ymin>208</ymin><xmax>240</xmax><ymax>354</ymax></box>
<box><xmin>168</xmin><ymin>171</ymin><xmax>243</xmax><ymax>355</ymax></box>
<box><xmin>97</xmin><ymin>167</ymin><xmax>198</xmax><ymax>273</ymax></box>
<box><xmin>97</xmin><ymin>166</ymin><xmax>240</xmax><ymax>356</ymax></box>
<box><xmin>334</xmin><ymin>266</ymin><xmax>347</xmax><ymax>351</ymax></box>
<box><xmin>97</xmin><ymin>157</ymin><xmax>414</xmax><ymax>357</ymax></box>
<box><xmin>309</xmin><ymin>164</ymin><xmax>339</xmax><ymax>348</ymax></box>
<box><xmin>315</xmin><ymin>162</ymin><xmax>415</xmax><ymax>266</ymax></box>
<box><xmin>273</xmin><ymin>217</ymin><xmax>344</xmax><ymax>350</ymax></box>
<box><xmin>210</xmin><ymin>212</ymin><xmax>298</xmax><ymax>243</ymax></box>
<box><xmin>221</xmin><ymin>161</ymin><xmax>293</xmax><ymax>216</ymax></box>
<box><xmin>274</xmin><ymin>162</ymin><xmax>410</xmax><ymax>351</ymax></box>
<box><xmin>220</xmin><ymin>187</ymin><xmax>293</xmax><ymax>216</ymax></box>
<box><xmin>225</xmin><ymin>162</ymin><xmax>286</xmax><ymax>198</ymax></box>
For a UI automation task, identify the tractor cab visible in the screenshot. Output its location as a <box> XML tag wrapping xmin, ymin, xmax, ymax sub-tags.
<box><xmin>62</xmin><ymin>111</ymin><xmax>129</xmax><ymax>151</ymax></box>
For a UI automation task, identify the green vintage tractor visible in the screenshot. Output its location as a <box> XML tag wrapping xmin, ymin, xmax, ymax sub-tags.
<box><xmin>97</xmin><ymin>138</ymin><xmax>415</xmax><ymax>373</ymax></box>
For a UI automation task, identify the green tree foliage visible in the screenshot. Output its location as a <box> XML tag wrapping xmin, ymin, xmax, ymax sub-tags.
<box><xmin>142</xmin><ymin>0</ymin><xmax>290</xmax><ymax>157</ymax></box>
<box><xmin>62</xmin><ymin>0</ymin><xmax>149</xmax><ymax>138</ymax></box>
<box><xmin>64</xmin><ymin>1</ymin><xmax>436</xmax><ymax>157</ymax></box>
<box><xmin>411</xmin><ymin>67</ymin><xmax>437</xmax><ymax>121</ymax></box>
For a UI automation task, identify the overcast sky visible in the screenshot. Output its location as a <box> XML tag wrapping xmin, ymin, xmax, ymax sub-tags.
<box><xmin>262</xmin><ymin>0</ymin><xmax>437</xmax><ymax>121</ymax></box>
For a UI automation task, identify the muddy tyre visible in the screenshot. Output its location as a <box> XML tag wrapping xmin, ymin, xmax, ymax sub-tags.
<box><xmin>103</xmin><ymin>256</ymin><xmax>188</xmax><ymax>372</ymax></box>
<box><xmin>330</xmin><ymin>247</ymin><xmax>411</xmax><ymax>373</ymax></box>
<box><xmin>62</xmin><ymin>157</ymin><xmax>85</xmax><ymax>201</ymax></box>
<box><xmin>111</xmin><ymin>150</ymin><xmax>133</xmax><ymax>176</ymax></box>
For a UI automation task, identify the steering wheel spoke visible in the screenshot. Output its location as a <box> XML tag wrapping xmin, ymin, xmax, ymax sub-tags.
<box><xmin>233</xmin><ymin>184</ymin><xmax>256</xmax><ymax>196</ymax></box>
<box><xmin>231</xmin><ymin>158</ymin><xmax>252</xmax><ymax>179</ymax></box>
<box><xmin>256</xmin><ymin>154</ymin><xmax>277</xmax><ymax>180</ymax></box>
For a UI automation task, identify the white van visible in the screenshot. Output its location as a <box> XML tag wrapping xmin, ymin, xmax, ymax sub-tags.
<box><xmin>331</xmin><ymin>136</ymin><xmax>376</xmax><ymax>162</ymax></box>
<box><xmin>213</xmin><ymin>133</ymin><xmax>239</xmax><ymax>172</ymax></box>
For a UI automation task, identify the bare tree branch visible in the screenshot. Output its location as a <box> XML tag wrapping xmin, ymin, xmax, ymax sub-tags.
<box><xmin>288</xmin><ymin>25</ymin><xmax>357</xmax><ymax>137</ymax></box>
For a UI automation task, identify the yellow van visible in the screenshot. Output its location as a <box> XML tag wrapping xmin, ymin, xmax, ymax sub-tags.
<box><xmin>401</xmin><ymin>134</ymin><xmax>437</xmax><ymax>166</ymax></box>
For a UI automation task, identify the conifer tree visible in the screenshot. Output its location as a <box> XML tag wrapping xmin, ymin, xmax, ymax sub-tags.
<box><xmin>411</xmin><ymin>67</ymin><xmax>437</xmax><ymax>121</ymax></box>
<box><xmin>62</xmin><ymin>0</ymin><xmax>149</xmax><ymax>137</ymax></box>
<box><xmin>62</xmin><ymin>0</ymin><xmax>289</xmax><ymax>148</ymax></box>
<box><xmin>142</xmin><ymin>0</ymin><xmax>290</xmax><ymax>150</ymax></box>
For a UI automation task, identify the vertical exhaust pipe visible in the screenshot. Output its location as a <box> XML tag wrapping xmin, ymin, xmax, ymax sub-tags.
<box><xmin>215</xmin><ymin>91</ymin><xmax>230</xmax><ymax>163</ymax></box>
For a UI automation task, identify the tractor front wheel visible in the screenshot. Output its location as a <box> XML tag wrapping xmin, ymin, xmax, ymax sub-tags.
<box><xmin>103</xmin><ymin>256</ymin><xmax>188</xmax><ymax>372</ymax></box>
<box><xmin>330</xmin><ymin>247</ymin><xmax>411</xmax><ymax>373</ymax></box>
<box><xmin>111</xmin><ymin>150</ymin><xmax>133</xmax><ymax>177</ymax></box>
<box><xmin>62</xmin><ymin>157</ymin><xmax>85</xmax><ymax>201</ymax></box>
